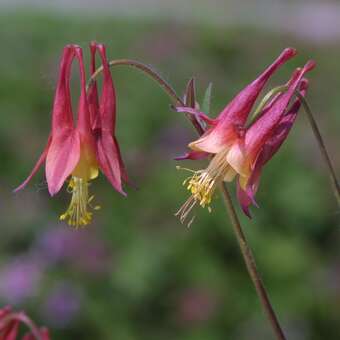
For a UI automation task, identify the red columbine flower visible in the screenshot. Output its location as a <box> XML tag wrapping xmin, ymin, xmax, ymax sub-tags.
<box><xmin>0</xmin><ymin>306</ymin><xmax>19</xmax><ymax>339</ymax></box>
<box><xmin>0</xmin><ymin>306</ymin><xmax>50</xmax><ymax>340</ymax></box>
<box><xmin>175</xmin><ymin>49</ymin><xmax>315</xmax><ymax>222</ymax></box>
<box><xmin>15</xmin><ymin>43</ymin><xmax>127</xmax><ymax>227</ymax></box>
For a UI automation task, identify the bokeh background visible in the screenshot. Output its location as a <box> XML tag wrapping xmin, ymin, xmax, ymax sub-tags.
<box><xmin>0</xmin><ymin>1</ymin><xmax>339</xmax><ymax>339</ymax></box>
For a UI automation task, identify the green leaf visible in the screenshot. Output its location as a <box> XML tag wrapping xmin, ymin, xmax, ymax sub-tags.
<box><xmin>201</xmin><ymin>82</ymin><xmax>213</xmax><ymax>114</ymax></box>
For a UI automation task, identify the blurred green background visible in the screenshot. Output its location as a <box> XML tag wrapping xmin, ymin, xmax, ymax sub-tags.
<box><xmin>0</xmin><ymin>1</ymin><xmax>339</xmax><ymax>339</ymax></box>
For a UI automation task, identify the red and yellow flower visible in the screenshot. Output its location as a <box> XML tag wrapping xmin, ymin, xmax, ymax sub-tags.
<box><xmin>0</xmin><ymin>305</ymin><xmax>50</xmax><ymax>340</ymax></box>
<box><xmin>15</xmin><ymin>43</ymin><xmax>127</xmax><ymax>227</ymax></box>
<box><xmin>176</xmin><ymin>48</ymin><xmax>315</xmax><ymax>222</ymax></box>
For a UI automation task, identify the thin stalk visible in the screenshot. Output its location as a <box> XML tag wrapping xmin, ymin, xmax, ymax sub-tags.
<box><xmin>220</xmin><ymin>183</ymin><xmax>286</xmax><ymax>340</ymax></box>
<box><xmin>87</xmin><ymin>59</ymin><xmax>204</xmax><ymax>134</ymax></box>
<box><xmin>295</xmin><ymin>92</ymin><xmax>340</xmax><ymax>206</ymax></box>
<box><xmin>89</xmin><ymin>59</ymin><xmax>286</xmax><ymax>339</ymax></box>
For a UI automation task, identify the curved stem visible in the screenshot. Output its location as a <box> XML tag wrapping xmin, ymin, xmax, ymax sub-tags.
<box><xmin>295</xmin><ymin>92</ymin><xmax>340</xmax><ymax>206</ymax></box>
<box><xmin>88</xmin><ymin>59</ymin><xmax>286</xmax><ymax>338</ymax></box>
<box><xmin>220</xmin><ymin>183</ymin><xmax>286</xmax><ymax>340</ymax></box>
<box><xmin>87</xmin><ymin>59</ymin><xmax>204</xmax><ymax>134</ymax></box>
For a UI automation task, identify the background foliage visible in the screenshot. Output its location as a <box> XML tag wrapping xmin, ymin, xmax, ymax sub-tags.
<box><xmin>0</xmin><ymin>9</ymin><xmax>339</xmax><ymax>340</ymax></box>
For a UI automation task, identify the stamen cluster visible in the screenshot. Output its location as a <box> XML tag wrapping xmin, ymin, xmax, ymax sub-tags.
<box><xmin>60</xmin><ymin>177</ymin><xmax>100</xmax><ymax>228</ymax></box>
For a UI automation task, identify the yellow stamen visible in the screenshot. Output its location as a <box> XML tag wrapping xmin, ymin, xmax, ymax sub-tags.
<box><xmin>176</xmin><ymin>148</ymin><xmax>233</xmax><ymax>225</ymax></box>
<box><xmin>60</xmin><ymin>176</ymin><xmax>100</xmax><ymax>228</ymax></box>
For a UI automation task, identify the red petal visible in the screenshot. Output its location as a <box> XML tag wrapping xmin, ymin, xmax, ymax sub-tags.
<box><xmin>189</xmin><ymin>124</ymin><xmax>237</xmax><ymax>153</ymax></box>
<box><xmin>2</xmin><ymin>320</ymin><xmax>19</xmax><ymax>340</ymax></box>
<box><xmin>40</xmin><ymin>328</ymin><xmax>51</xmax><ymax>340</ymax></box>
<box><xmin>192</xmin><ymin>48</ymin><xmax>297</xmax><ymax>153</ymax></box>
<box><xmin>96</xmin><ymin>43</ymin><xmax>116</xmax><ymax>132</ymax></box>
<box><xmin>175</xmin><ymin>150</ymin><xmax>210</xmax><ymax>161</ymax></box>
<box><xmin>74</xmin><ymin>46</ymin><xmax>92</xmax><ymax>134</ymax></box>
<box><xmin>96</xmin><ymin>132</ymin><xmax>125</xmax><ymax>195</ymax></box>
<box><xmin>245</xmin><ymin>61</ymin><xmax>315</xmax><ymax>159</ymax></box>
<box><xmin>219</xmin><ymin>48</ymin><xmax>297</xmax><ymax>123</ymax></box>
<box><xmin>175</xmin><ymin>107</ymin><xmax>217</xmax><ymax>126</ymax></box>
<box><xmin>254</xmin><ymin>79</ymin><xmax>309</xmax><ymax>166</ymax></box>
<box><xmin>0</xmin><ymin>305</ymin><xmax>11</xmax><ymax>318</ymax></box>
<box><xmin>45</xmin><ymin>130</ymin><xmax>80</xmax><ymax>196</ymax></box>
<box><xmin>88</xmin><ymin>42</ymin><xmax>100</xmax><ymax>130</ymax></box>
<box><xmin>236</xmin><ymin>177</ymin><xmax>259</xmax><ymax>218</ymax></box>
<box><xmin>14</xmin><ymin>136</ymin><xmax>52</xmax><ymax>192</ymax></box>
<box><xmin>113</xmin><ymin>136</ymin><xmax>129</xmax><ymax>184</ymax></box>
<box><xmin>51</xmin><ymin>45</ymin><xmax>76</xmax><ymax>134</ymax></box>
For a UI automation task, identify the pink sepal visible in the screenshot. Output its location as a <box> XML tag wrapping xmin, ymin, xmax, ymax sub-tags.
<box><xmin>14</xmin><ymin>136</ymin><xmax>52</xmax><ymax>192</ymax></box>
<box><xmin>175</xmin><ymin>107</ymin><xmax>217</xmax><ymax>126</ymax></box>
<box><xmin>96</xmin><ymin>132</ymin><xmax>125</xmax><ymax>196</ymax></box>
<box><xmin>175</xmin><ymin>150</ymin><xmax>210</xmax><ymax>161</ymax></box>
<box><xmin>237</xmin><ymin>179</ymin><xmax>259</xmax><ymax>218</ymax></box>
<box><xmin>45</xmin><ymin>130</ymin><xmax>80</xmax><ymax>196</ymax></box>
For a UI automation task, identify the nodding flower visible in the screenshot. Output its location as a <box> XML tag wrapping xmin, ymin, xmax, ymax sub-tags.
<box><xmin>15</xmin><ymin>43</ymin><xmax>128</xmax><ymax>227</ymax></box>
<box><xmin>0</xmin><ymin>305</ymin><xmax>50</xmax><ymax>339</ymax></box>
<box><xmin>175</xmin><ymin>48</ymin><xmax>315</xmax><ymax>224</ymax></box>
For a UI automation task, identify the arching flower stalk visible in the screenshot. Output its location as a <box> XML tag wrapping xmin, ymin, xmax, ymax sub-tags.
<box><xmin>175</xmin><ymin>49</ymin><xmax>315</xmax><ymax>223</ymax></box>
<box><xmin>15</xmin><ymin>43</ymin><xmax>128</xmax><ymax>227</ymax></box>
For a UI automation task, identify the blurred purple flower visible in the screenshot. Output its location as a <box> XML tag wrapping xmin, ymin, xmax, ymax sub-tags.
<box><xmin>36</xmin><ymin>227</ymin><xmax>112</xmax><ymax>275</ymax></box>
<box><xmin>42</xmin><ymin>282</ymin><xmax>81</xmax><ymax>328</ymax></box>
<box><xmin>176</xmin><ymin>287</ymin><xmax>217</xmax><ymax>325</ymax></box>
<box><xmin>0</xmin><ymin>256</ymin><xmax>43</xmax><ymax>304</ymax></box>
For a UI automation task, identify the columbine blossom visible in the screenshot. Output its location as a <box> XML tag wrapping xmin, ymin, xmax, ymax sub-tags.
<box><xmin>0</xmin><ymin>306</ymin><xmax>50</xmax><ymax>340</ymax></box>
<box><xmin>175</xmin><ymin>49</ymin><xmax>315</xmax><ymax>222</ymax></box>
<box><xmin>0</xmin><ymin>306</ymin><xmax>19</xmax><ymax>339</ymax></box>
<box><xmin>15</xmin><ymin>43</ymin><xmax>127</xmax><ymax>227</ymax></box>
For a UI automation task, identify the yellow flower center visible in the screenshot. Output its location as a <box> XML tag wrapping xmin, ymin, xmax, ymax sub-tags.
<box><xmin>60</xmin><ymin>177</ymin><xmax>100</xmax><ymax>227</ymax></box>
<box><xmin>176</xmin><ymin>148</ymin><xmax>236</xmax><ymax>226</ymax></box>
<box><xmin>60</xmin><ymin>144</ymin><xmax>100</xmax><ymax>228</ymax></box>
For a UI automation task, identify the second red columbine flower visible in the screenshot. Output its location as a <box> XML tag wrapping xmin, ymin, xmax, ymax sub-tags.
<box><xmin>15</xmin><ymin>43</ymin><xmax>128</xmax><ymax>227</ymax></box>
<box><xmin>176</xmin><ymin>48</ymin><xmax>315</xmax><ymax>223</ymax></box>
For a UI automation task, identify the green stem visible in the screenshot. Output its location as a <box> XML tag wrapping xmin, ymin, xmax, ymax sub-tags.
<box><xmin>220</xmin><ymin>183</ymin><xmax>286</xmax><ymax>340</ymax></box>
<box><xmin>88</xmin><ymin>59</ymin><xmax>287</xmax><ymax>339</ymax></box>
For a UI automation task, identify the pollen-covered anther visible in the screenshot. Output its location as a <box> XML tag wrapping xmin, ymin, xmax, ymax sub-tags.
<box><xmin>60</xmin><ymin>176</ymin><xmax>100</xmax><ymax>228</ymax></box>
<box><xmin>176</xmin><ymin>148</ymin><xmax>231</xmax><ymax>225</ymax></box>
